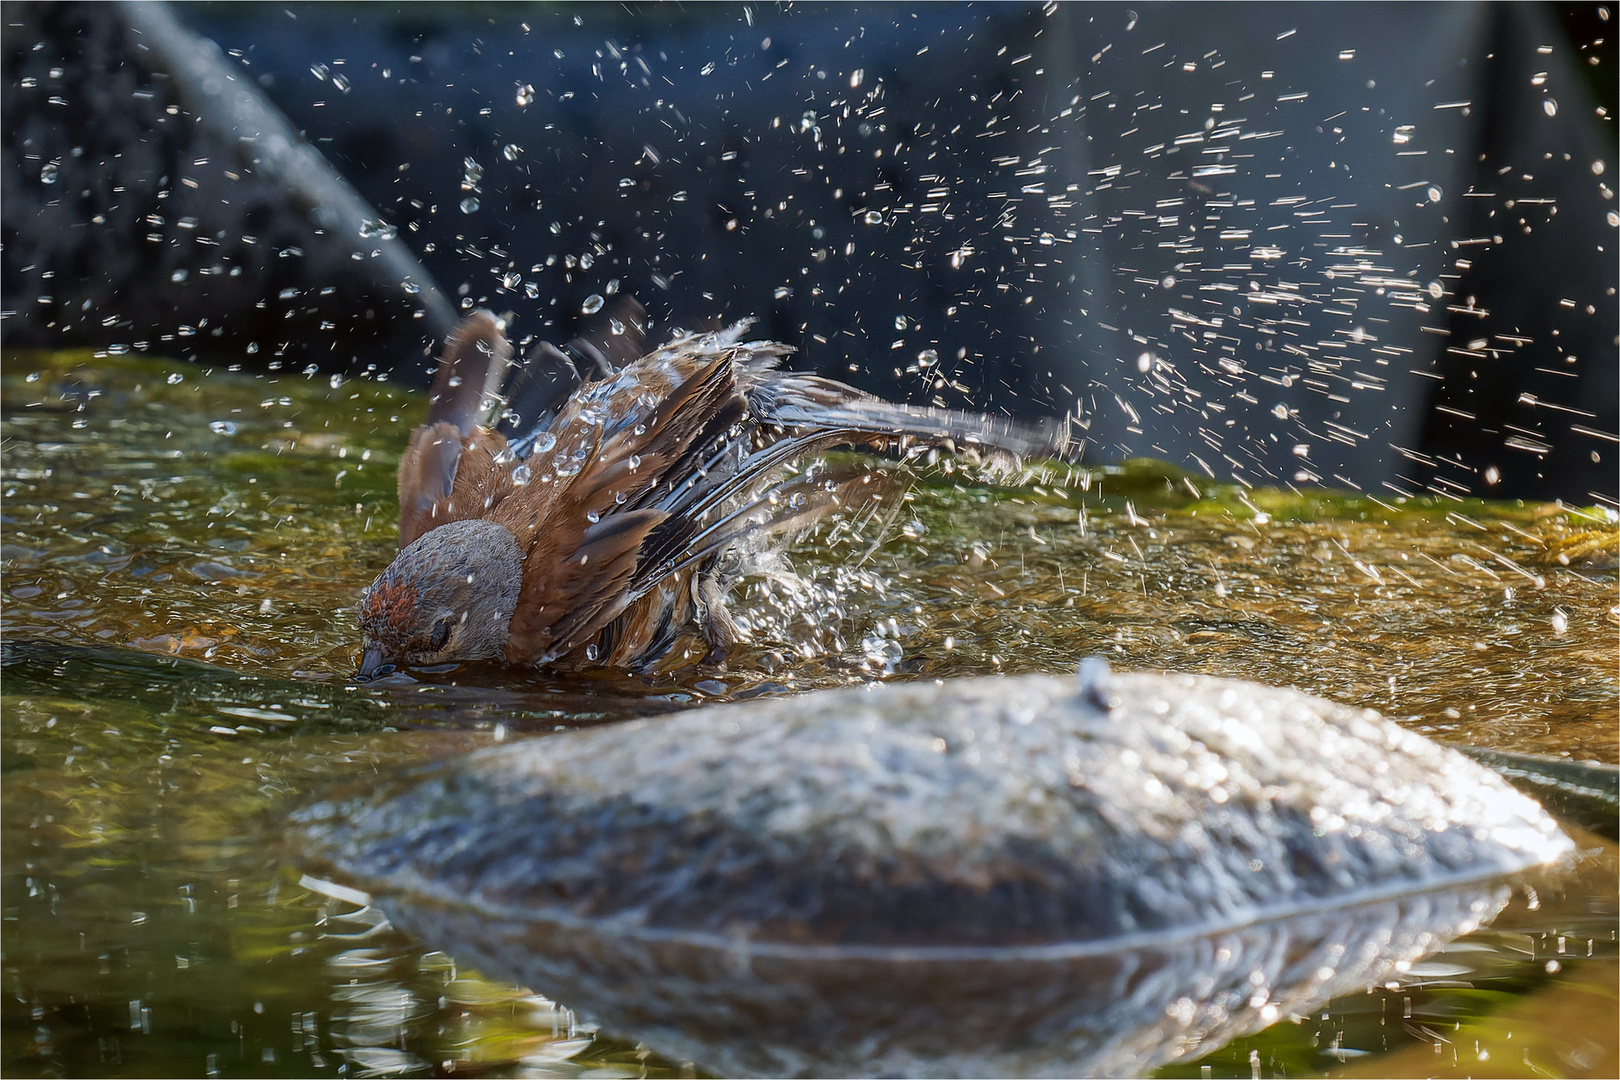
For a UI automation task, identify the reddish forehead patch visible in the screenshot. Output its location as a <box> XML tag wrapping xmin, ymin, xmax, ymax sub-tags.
<box><xmin>362</xmin><ymin>577</ymin><xmax>419</xmax><ymax>631</ymax></box>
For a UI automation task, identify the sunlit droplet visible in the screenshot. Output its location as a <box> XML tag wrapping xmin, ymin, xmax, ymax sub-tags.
<box><xmin>515</xmin><ymin>83</ymin><xmax>535</xmax><ymax>107</ymax></box>
<box><xmin>1543</xmin><ymin>98</ymin><xmax>1558</xmax><ymax>117</ymax></box>
<box><xmin>1594</xmin><ymin>159</ymin><xmax>1607</xmax><ymax>176</ymax></box>
<box><xmin>1484</xmin><ymin>465</ymin><xmax>1501</xmax><ymax>485</ymax></box>
<box><xmin>894</xmin><ymin>315</ymin><xmax>908</xmax><ymax>332</ymax></box>
<box><xmin>502</xmin><ymin>143</ymin><xmax>522</xmax><ymax>161</ymax></box>
<box><xmin>459</xmin><ymin>197</ymin><xmax>480</xmax><ymax>214</ymax></box>
<box><xmin>581</xmin><ymin>294</ymin><xmax>605</xmax><ymax>315</ymax></box>
<box><xmin>39</xmin><ymin>162</ymin><xmax>58</xmax><ymax>184</ymax></box>
<box><xmin>1426</xmin><ymin>281</ymin><xmax>1444</xmax><ymax>300</ymax></box>
<box><xmin>1272</xmin><ymin>403</ymin><xmax>1289</xmax><ymax>419</ymax></box>
<box><xmin>512</xmin><ymin>463</ymin><xmax>532</xmax><ymax>487</ymax></box>
<box><xmin>1427</xmin><ymin>186</ymin><xmax>1443</xmax><ymax>203</ymax></box>
<box><xmin>1137</xmin><ymin>352</ymin><xmax>1153</xmax><ymax>373</ymax></box>
<box><xmin>863</xmin><ymin>210</ymin><xmax>884</xmax><ymax>225</ymax></box>
<box><xmin>1551</xmin><ymin>609</ymin><xmax>1569</xmax><ymax>635</ymax></box>
<box><xmin>917</xmin><ymin>349</ymin><xmax>939</xmax><ymax>368</ymax></box>
<box><xmin>208</xmin><ymin>420</ymin><xmax>237</xmax><ymax>435</ymax></box>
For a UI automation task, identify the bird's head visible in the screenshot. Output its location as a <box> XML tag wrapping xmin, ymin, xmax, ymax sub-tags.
<box><xmin>358</xmin><ymin>518</ymin><xmax>523</xmax><ymax>678</ymax></box>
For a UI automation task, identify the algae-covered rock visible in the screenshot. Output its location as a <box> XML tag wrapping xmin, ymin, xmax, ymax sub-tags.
<box><xmin>295</xmin><ymin>666</ymin><xmax>1572</xmax><ymax>1077</ymax></box>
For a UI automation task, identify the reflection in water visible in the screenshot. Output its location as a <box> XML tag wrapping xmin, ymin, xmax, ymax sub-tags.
<box><xmin>366</xmin><ymin>876</ymin><xmax>1538</xmax><ymax>1078</ymax></box>
<box><xmin>1</xmin><ymin>351</ymin><xmax>1616</xmax><ymax>1077</ymax></box>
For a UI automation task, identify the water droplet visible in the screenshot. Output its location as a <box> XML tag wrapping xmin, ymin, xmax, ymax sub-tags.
<box><xmin>1551</xmin><ymin>609</ymin><xmax>1569</xmax><ymax>635</ymax></box>
<box><xmin>605</xmin><ymin>278</ymin><xmax>620</xmax><ymax>296</ymax></box>
<box><xmin>585</xmin><ymin>643</ymin><xmax>600</xmax><ymax>660</ymax></box>
<box><xmin>619</xmin><ymin>177</ymin><xmax>635</xmax><ymax>188</ymax></box>
<box><xmin>586</xmin><ymin>509</ymin><xmax>601</xmax><ymax>523</ymax></box>
<box><xmin>502</xmin><ymin>143</ymin><xmax>522</xmax><ymax>161</ymax></box>
<box><xmin>515</xmin><ymin>83</ymin><xmax>535</xmax><ymax>107</ymax></box>
<box><xmin>209</xmin><ymin>420</ymin><xmax>237</xmax><ymax>435</ymax></box>
<box><xmin>581</xmin><ymin>294</ymin><xmax>605</xmax><ymax>315</ymax></box>
<box><xmin>1272</xmin><ymin>403</ymin><xmax>1289</xmax><ymax>419</ymax></box>
<box><xmin>627</xmin><ymin>454</ymin><xmax>642</xmax><ymax>471</ymax></box>
<box><xmin>863</xmin><ymin>210</ymin><xmax>884</xmax><ymax>225</ymax></box>
<box><xmin>861</xmin><ymin>634</ymin><xmax>903</xmax><ymax>666</ymax></box>
<box><xmin>502</xmin><ymin>271</ymin><xmax>521</xmax><ymax>290</ymax></box>
<box><xmin>167</xmin><ymin>372</ymin><xmax>184</xmax><ymax>385</ymax></box>
<box><xmin>39</xmin><ymin>162</ymin><xmax>58</xmax><ymax>184</ymax></box>
<box><xmin>531</xmin><ymin>432</ymin><xmax>557</xmax><ymax>454</ymax></box>
<box><xmin>1161</xmin><ymin>275</ymin><xmax>1176</xmax><ymax>289</ymax></box>
<box><xmin>459</xmin><ymin>197</ymin><xmax>480</xmax><ymax>214</ymax></box>
<box><xmin>917</xmin><ymin>349</ymin><xmax>938</xmax><ymax>368</ymax></box>
<box><xmin>1543</xmin><ymin>98</ymin><xmax>1558</xmax><ymax>117</ymax></box>
<box><xmin>1594</xmin><ymin>160</ymin><xmax>1607</xmax><ymax>176</ymax></box>
<box><xmin>512</xmin><ymin>463</ymin><xmax>532</xmax><ymax>486</ymax></box>
<box><xmin>579</xmin><ymin>252</ymin><xmax>594</xmax><ymax>270</ymax></box>
<box><xmin>1427</xmin><ymin>281</ymin><xmax>1444</xmax><ymax>300</ymax></box>
<box><xmin>700</xmin><ymin>61</ymin><xmax>716</xmax><ymax>76</ymax></box>
<box><xmin>1137</xmin><ymin>352</ymin><xmax>1153</xmax><ymax>373</ymax></box>
<box><xmin>1531</xmin><ymin>71</ymin><xmax>1548</xmax><ymax>86</ymax></box>
<box><xmin>329</xmin><ymin>373</ymin><xmax>344</xmax><ymax>390</ymax></box>
<box><xmin>461</xmin><ymin>157</ymin><xmax>483</xmax><ymax>190</ymax></box>
<box><xmin>774</xmin><ymin>285</ymin><xmax>793</xmax><ymax>300</ymax></box>
<box><xmin>401</xmin><ymin>280</ymin><xmax>421</xmax><ymax>295</ymax></box>
<box><xmin>359</xmin><ymin>219</ymin><xmax>397</xmax><ymax>240</ymax></box>
<box><xmin>1124</xmin><ymin>9</ymin><xmax>1138</xmax><ymax>30</ymax></box>
<box><xmin>1427</xmin><ymin>186</ymin><xmax>1443</xmax><ymax>203</ymax></box>
<box><xmin>170</xmin><ymin>269</ymin><xmax>188</xmax><ymax>283</ymax></box>
<box><xmin>894</xmin><ymin>315</ymin><xmax>908</xmax><ymax>331</ymax></box>
<box><xmin>849</xmin><ymin>68</ymin><xmax>864</xmax><ymax>89</ymax></box>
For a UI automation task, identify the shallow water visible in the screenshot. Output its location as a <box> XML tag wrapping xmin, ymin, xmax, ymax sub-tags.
<box><xmin>3</xmin><ymin>351</ymin><xmax>1616</xmax><ymax>1078</ymax></box>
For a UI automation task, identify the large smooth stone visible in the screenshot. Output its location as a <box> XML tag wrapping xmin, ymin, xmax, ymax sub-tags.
<box><xmin>294</xmin><ymin>669</ymin><xmax>1573</xmax><ymax>1077</ymax></box>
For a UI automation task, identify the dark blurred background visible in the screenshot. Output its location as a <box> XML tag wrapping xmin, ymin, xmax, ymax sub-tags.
<box><xmin>4</xmin><ymin>2</ymin><xmax>1615</xmax><ymax>504</ymax></box>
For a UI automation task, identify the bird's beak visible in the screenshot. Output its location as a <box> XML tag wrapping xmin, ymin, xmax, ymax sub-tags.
<box><xmin>357</xmin><ymin>642</ymin><xmax>395</xmax><ymax>681</ymax></box>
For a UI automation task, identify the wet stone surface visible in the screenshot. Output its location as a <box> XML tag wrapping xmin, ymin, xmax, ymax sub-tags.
<box><xmin>294</xmin><ymin>670</ymin><xmax>1573</xmax><ymax>1077</ymax></box>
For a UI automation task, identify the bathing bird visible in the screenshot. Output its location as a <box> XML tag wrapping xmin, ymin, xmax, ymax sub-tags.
<box><xmin>357</xmin><ymin>300</ymin><xmax>1062</xmax><ymax>677</ymax></box>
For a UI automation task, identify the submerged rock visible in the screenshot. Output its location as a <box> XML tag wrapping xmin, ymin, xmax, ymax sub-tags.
<box><xmin>295</xmin><ymin>667</ymin><xmax>1572</xmax><ymax>1077</ymax></box>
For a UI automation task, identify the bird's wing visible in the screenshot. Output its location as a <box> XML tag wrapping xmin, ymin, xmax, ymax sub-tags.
<box><xmin>396</xmin><ymin>312</ymin><xmax>515</xmax><ymax>549</ymax></box>
<box><xmin>496</xmin><ymin>347</ymin><xmax>748</xmax><ymax>662</ymax></box>
<box><xmin>498</xmin><ymin>296</ymin><xmax>649</xmax><ymax>446</ymax></box>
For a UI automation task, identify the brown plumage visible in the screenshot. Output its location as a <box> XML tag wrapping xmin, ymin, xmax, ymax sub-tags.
<box><xmin>358</xmin><ymin>301</ymin><xmax>1064</xmax><ymax>677</ymax></box>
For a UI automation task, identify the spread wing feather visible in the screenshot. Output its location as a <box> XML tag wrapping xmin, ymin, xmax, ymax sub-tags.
<box><xmin>397</xmin><ymin>309</ymin><xmax>1063</xmax><ymax>669</ymax></box>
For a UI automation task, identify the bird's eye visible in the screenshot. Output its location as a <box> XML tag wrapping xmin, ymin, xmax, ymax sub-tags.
<box><xmin>430</xmin><ymin>617</ymin><xmax>454</xmax><ymax>651</ymax></box>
